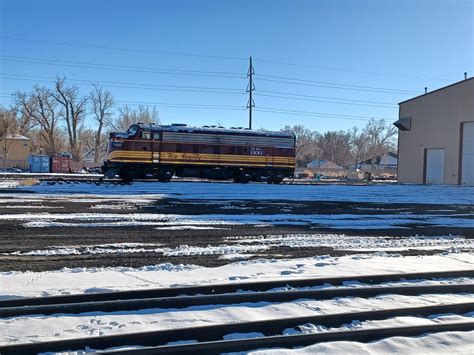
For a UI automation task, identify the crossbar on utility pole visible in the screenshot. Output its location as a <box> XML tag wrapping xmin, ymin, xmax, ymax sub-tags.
<box><xmin>246</xmin><ymin>56</ymin><xmax>255</xmax><ymax>130</ymax></box>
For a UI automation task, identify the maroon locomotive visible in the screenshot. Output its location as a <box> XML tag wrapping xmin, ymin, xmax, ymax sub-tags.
<box><xmin>102</xmin><ymin>123</ymin><xmax>296</xmax><ymax>183</ymax></box>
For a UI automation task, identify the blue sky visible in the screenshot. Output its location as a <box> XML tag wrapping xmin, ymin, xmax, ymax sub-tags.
<box><xmin>0</xmin><ymin>0</ymin><xmax>472</xmax><ymax>132</ymax></box>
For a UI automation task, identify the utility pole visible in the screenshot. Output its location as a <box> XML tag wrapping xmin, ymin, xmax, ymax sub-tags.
<box><xmin>246</xmin><ymin>56</ymin><xmax>255</xmax><ymax>130</ymax></box>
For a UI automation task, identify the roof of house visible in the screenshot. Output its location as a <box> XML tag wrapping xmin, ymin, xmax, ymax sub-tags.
<box><xmin>398</xmin><ymin>77</ymin><xmax>473</xmax><ymax>105</ymax></box>
<box><xmin>359</xmin><ymin>152</ymin><xmax>397</xmax><ymax>165</ymax></box>
<box><xmin>307</xmin><ymin>160</ymin><xmax>343</xmax><ymax>169</ymax></box>
<box><xmin>0</xmin><ymin>134</ymin><xmax>31</xmax><ymax>141</ymax></box>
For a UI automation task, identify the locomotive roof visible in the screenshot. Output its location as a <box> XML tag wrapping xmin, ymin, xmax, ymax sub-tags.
<box><xmin>135</xmin><ymin>123</ymin><xmax>295</xmax><ymax>139</ymax></box>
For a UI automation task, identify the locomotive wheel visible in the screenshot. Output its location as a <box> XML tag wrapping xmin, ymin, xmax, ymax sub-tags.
<box><xmin>104</xmin><ymin>168</ymin><xmax>119</xmax><ymax>179</ymax></box>
<box><xmin>157</xmin><ymin>167</ymin><xmax>174</xmax><ymax>182</ymax></box>
<box><xmin>234</xmin><ymin>171</ymin><xmax>250</xmax><ymax>184</ymax></box>
<box><xmin>273</xmin><ymin>174</ymin><xmax>284</xmax><ymax>184</ymax></box>
<box><xmin>119</xmin><ymin>170</ymin><xmax>134</xmax><ymax>183</ymax></box>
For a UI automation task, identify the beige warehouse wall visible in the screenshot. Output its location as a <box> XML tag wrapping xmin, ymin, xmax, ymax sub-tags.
<box><xmin>398</xmin><ymin>79</ymin><xmax>474</xmax><ymax>185</ymax></box>
<box><xmin>0</xmin><ymin>139</ymin><xmax>31</xmax><ymax>167</ymax></box>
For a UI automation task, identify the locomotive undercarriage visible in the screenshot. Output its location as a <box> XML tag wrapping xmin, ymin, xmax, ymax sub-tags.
<box><xmin>102</xmin><ymin>162</ymin><xmax>289</xmax><ymax>184</ymax></box>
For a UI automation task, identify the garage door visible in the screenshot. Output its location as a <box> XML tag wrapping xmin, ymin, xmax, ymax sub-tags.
<box><xmin>425</xmin><ymin>149</ymin><xmax>444</xmax><ymax>184</ymax></box>
<box><xmin>461</xmin><ymin>122</ymin><xmax>474</xmax><ymax>186</ymax></box>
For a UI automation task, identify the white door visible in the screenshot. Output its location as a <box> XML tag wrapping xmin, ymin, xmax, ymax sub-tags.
<box><xmin>425</xmin><ymin>149</ymin><xmax>444</xmax><ymax>184</ymax></box>
<box><xmin>461</xmin><ymin>122</ymin><xmax>474</xmax><ymax>186</ymax></box>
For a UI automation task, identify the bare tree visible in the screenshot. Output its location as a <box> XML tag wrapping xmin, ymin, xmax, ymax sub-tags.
<box><xmin>364</xmin><ymin>119</ymin><xmax>397</xmax><ymax>169</ymax></box>
<box><xmin>317</xmin><ymin>131</ymin><xmax>352</xmax><ymax>166</ymax></box>
<box><xmin>349</xmin><ymin>127</ymin><xmax>369</xmax><ymax>168</ymax></box>
<box><xmin>89</xmin><ymin>84</ymin><xmax>114</xmax><ymax>164</ymax></box>
<box><xmin>50</xmin><ymin>77</ymin><xmax>88</xmax><ymax>161</ymax></box>
<box><xmin>110</xmin><ymin>105</ymin><xmax>160</xmax><ymax>132</ymax></box>
<box><xmin>282</xmin><ymin>125</ymin><xmax>319</xmax><ymax>167</ymax></box>
<box><xmin>14</xmin><ymin>88</ymin><xmax>61</xmax><ymax>155</ymax></box>
<box><xmin>0</xmin><ymin>108</ymin><xmax>18</xmax><ymax>166</ymax></box>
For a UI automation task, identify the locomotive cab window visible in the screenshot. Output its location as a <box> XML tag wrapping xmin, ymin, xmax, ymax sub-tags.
<box><xmin>142</xmin><ymin>131</ymin><xmax>151</xmax><ymax>139</ymax></box>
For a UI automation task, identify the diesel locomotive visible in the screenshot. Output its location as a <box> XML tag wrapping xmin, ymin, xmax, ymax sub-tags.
<box><xmin>102</xmin><ymin>123</ymin><xmax>296</xmax><ymax>183</ymax></box>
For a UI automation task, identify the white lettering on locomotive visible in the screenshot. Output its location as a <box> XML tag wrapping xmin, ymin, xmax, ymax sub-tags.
<box><xmin>250</xmin><ymin>147</ymin><xmax>264</xmax><ymax>156</ymax></box>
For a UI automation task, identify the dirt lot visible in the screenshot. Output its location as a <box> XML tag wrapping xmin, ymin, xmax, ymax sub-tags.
<box><xmin>0</xmin><ymin>186</ymin><xmax>472</xmax><ymax>272</ymax></box>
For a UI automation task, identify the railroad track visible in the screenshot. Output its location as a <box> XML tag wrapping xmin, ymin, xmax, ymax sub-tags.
<box><xmin>0</xmin><ymin>270</ymin><xmax>473</xmax><ymax>354</ymax></box>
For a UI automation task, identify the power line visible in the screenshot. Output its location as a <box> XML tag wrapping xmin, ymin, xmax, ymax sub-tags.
<box><xmin>258</xmin><ymin>90</ymin><xmax>396</xmax><ymax>105</ymax></box>
<box><xmin>256</xmin><ymin>93</ymin><xmax>396</xmax><ymax>108</ymax></box>
<box><xmin>115</xmin><ymin>99</ymin><xmax>244</xmax><ymax>109</ymax></box>
<box><xmin>257</xmin><ymin>106</ymin><xmax>390</xmax><ymax>120</ymax></box>
<box><xmin>0</xmin><ymin>55</ymin><xmax>246</xmax><ymax>79</ymax></box>
<box><xmin>0</xmin><ymin>55</ymin><xmax>420</xmax><ymax>96</ymax></box>
<box><xmin>1</xmin><ymin>73</ymin><xmax>399</xmax><ymax>107</ymax></box>
<box><xmin>0</xmin><ymin>36</ymin><xmax>248</xmax><ymax>61</ymax></box>
<box><xmin>257</xmin><ymin>77</ymin><xmax>418</xmax><ymax>95</ymax></box>
<box><xmin>0</xmin><ymin>37</ymin><xmax>451</xmax><ymax>81</ymax></box>
<box><xmin>254</xmin><ymin>108</ymin><xmax>383</xmax><ymax>122</ymax></box>
<box><xmin>256</xmin><ymin>73</ymin><xmax>420</xmax><ymax>94</ymax></box>
<box><xmin>253</xmin><ymin>58</ymin><xmax>452</xmax><ymax>81</ymax></box>
<box><xmin>0</xmin><ymin>73</ymin><xmax>246</xmax><ymax>95</ymax></box>
<box><xmin>0</xmin><ymin>92</ymin><xmax>388</xmax><ymax>122</ymax></box>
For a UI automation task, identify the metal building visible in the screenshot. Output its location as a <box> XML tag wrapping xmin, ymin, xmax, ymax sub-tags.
<box><xmin>395</xmin><ymin>77</ymin><xmax>474</xmax><ymax>186</ymax></box>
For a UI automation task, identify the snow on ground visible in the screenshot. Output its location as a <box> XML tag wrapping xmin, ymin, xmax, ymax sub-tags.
<box><xmin>1</xmin><ymin>252</ymin><xmax>473</xmax><ymax>348</ymax></box>
<box><xmin>0</xmin><ymin>180</ymin><xmax>20</xmax><ymax>189</ymax></box>
<box><xmin>8</xmin><ymin>181</ymin><xmax>474</xmax><ymax>204</ymax></box>
<box><xmin>3</xmin><ymin>235</ymin><xmax>473</xmax><ymax>257</ymax></box>
<box><xmin>1</xmin><ymin>253</ymin><xmax>473</xmax><ymax>299</ymax></box>
<box><xmin>0</xmin><ymin>211</ymin><xmax>472</xmax><ymax>230</ymax></box>
<box><xmin>249</xmin><ymin>330</ymin><xmax>474</xmax><ymax>354</ymax></box>
<box><xmin>228</xmin><ymin>234</ymin><xmax>474</xmax><ymax>252</ymax></box>
<box><xmin>1</xmin><ymin>293</ymin><xmax>473</xmax><ymax>346</ymax></box>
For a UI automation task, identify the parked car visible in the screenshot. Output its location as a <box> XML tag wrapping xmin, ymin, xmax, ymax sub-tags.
<box><xmin>0</xmin><ymin>167</ymin><xmax>23</xmax><ymax>173</ymax></box>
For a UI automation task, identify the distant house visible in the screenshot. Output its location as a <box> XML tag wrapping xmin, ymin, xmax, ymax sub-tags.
<box><xmin>306</xmin><ymin>160</ymin><xmax>344</xmax><ymax>170</ymax></box>
<box><xmin>0</xmin><ymin>134</ymin><xmax>31</xmax><ymax>169</ymax></box>
<box><xmin>294</xmin><ymin>167</ymin><xmax>313</xmax><ymax>179</ymax></box>
<box><xmin>356</xmin><ymin>152</ymin><xmax>398</xmax><ymax>171</ymax></box>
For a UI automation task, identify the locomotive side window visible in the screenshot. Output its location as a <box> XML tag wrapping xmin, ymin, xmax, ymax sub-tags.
<box><xmin>142</xmin><ymin>131</ymin><xmax>151</xmax><ymax>139</ymax></box>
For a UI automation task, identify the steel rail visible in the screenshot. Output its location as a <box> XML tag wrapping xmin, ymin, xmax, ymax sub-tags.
<box><xmin>0</xmin><ymin>283</ymin><xmax>473</xmax><ymax>318</ymax></box>
<box><xmin>1</xmin><ymin>269</ymin><xmax>472</xmax><ymax>308</ymax></box>
<box><xmin>121</xmin><ymin>322</ymin><xmax>474</xmax><ymax>354</ymax></box>
<box><xmin>0</xmin><ymin>302</ymin><xmax>472</xmax><ymax>354</ymax></box>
